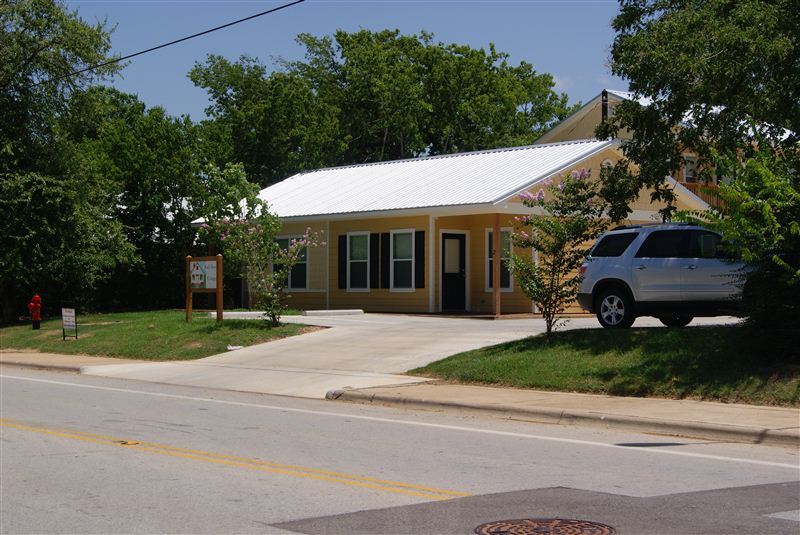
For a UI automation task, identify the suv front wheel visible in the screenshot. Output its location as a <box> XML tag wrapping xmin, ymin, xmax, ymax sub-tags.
<box><xmin>596</xmin><ymin>287</ymin><xmax>635</xmax><ymax>329</ymax></box>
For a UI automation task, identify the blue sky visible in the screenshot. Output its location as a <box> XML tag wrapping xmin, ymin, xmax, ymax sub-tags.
<box><xmin>65</xmin><ymin>0</ymin><xmax>628</xmax><ymax>120</ymax></box>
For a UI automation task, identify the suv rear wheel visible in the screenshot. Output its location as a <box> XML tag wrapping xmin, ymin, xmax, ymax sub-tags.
<box><xmin>658</xmin><ymin>314</ymin><xmax>693</xmax><ymax>328</ymax></box>
<box><xmin>596</xmin><ymin>287</ymin><xmax>635</xmax><ymax>329</ymax></box>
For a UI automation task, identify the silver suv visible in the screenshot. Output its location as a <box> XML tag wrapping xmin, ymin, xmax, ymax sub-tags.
<box><xmin>577</xmin><ymin>224</ymin><xmax>745</xmax><ymax>328</ymax></box>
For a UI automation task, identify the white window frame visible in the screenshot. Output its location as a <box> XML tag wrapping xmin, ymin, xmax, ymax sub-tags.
<box><xmin>683</xmin><ymin>154</ymin><xmax>697</xmax><ymax>183</ymax></box>
<box><xmin>485</xmin><ymin>227</ymin><xmax>513</xmax><ymax>293</ymax></box>
<box><xmin>346</xmin><ymin>231</ymin><xmax>370</xmax><ymax>292</ymax></box>
<box><xmin>390</xmin><ymin>229</ymin><xmax>415</xmax><ymax>292</ymax></box>
<box><xmin>275</xmin><ymin>235</ymin><xmax>309</xmax><ymax>291</ymax></box>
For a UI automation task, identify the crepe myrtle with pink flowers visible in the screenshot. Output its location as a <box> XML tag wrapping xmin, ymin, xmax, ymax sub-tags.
<box><xmin>511</xmin><ymin>168</ymin><xmax>610</xmax><ymax>334</ymax></box>
<box><xmin>200</xmin><ymin>165</ymin><xmax>323</xmax><ymax>326</ymax></box>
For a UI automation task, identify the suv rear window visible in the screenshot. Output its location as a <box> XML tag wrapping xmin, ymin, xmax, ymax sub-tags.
<box><xmin>635</xmin><ymin>230</ymin><xmax>690</xmax><ymax>258</ymax></box>
<box><xmin>688</xmin><ymin>230</ymin><xmax>722</xmax><ymax>258</ymax></box>
<box><xmin>591</xmin><ymin>233</ymin><xmax>639</xmax><ymax>257</ymax></box>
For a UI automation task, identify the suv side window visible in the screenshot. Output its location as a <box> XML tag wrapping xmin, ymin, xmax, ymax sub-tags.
<box><xmin>591</xmin><ymin>233</ymin><xmax>639</xmax><ymax>257</ymax></box>
<box><xmin>635</xmin><ymin>230</ymin><xmax>691</xmax><ymax>258</ymax></box>
<box><xmin>688</xmin><ymin>230</ymin><xmax>722</xmax><ymax>259</ymax></box>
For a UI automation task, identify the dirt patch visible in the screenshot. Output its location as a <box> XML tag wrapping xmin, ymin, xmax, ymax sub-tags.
<box><xmin>185</xmin><ymin>342</ymin><xmax>204</xmax><ymax>349</ymax></box>
<box><xmin>298</xmin><ymin>326</ymin><xmax>326</xmax><ymax>335</ymax></box>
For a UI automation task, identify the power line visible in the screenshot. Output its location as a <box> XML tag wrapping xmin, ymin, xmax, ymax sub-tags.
<box><xmin>33</xmin><ymin>0</ymin><xmax>305</xmax><ymax>87</ymax></box>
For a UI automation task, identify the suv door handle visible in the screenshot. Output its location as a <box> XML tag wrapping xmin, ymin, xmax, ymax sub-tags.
<box><xmin>685</xmin><ymin>265</ymin><xmax>697</xmax><ymax>270</ymax></box>
<box><xmin>635</xmin><ymin>265</ymin><xmax>646</xmax><ymax>270</ymax></box>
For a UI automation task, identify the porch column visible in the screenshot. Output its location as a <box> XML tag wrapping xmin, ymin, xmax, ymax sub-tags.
<box><xmin>492</xmin><ymin>213</ymin><xmax>501</xmax><ymax>317</ymax></box>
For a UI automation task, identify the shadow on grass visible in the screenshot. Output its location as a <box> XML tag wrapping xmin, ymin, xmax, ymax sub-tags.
<box><xmin>192</xmin><ymin>319</ymin><xmax>299</xmax><ymax>334</ymax></box>
<box><xmin>427</xmin><ymin>325</ymin><xmax>800</xmax><ymax>404</ymax></box>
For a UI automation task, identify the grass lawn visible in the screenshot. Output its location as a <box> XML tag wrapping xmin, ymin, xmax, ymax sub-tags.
<box><xmin>0</xmin><ymin>310</ymin><xmax>311</xmax><ymax>361</ymax></box>
<box><xmin>410</xmin><ymin>326</ymin><xmax>799</xmax><ymax>406</ymax></box>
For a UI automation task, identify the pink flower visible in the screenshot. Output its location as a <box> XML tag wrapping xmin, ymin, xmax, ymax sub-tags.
<box><xmin>535</xmin><ymin>190</ymin><xmax>545</xmax><ymax>200</ymax></box>
<box><xmin>557</xmin><ymin>183</ymin><xmax>564</xmax><ymax>191</ymax></box>
<box><xmin>570</xmin><ymin>170</ymin><xmax>579</xmax><ymax>179</ymax></box>
<box><xmin>579</xmin><ymin>168</ymin><xmax>591</xmax><ymax>180</ymax></box>
<box><xmin>543</xmin><ymin>178</ymin><xmax>553</xmax><ymax>186</ymax></box>
<box><xmin>518</xmin><ymin>191</ymin><xmax>535</xmax><ymax>202</ymax></box>
<box><xmin>518</xmin><ymin>230</ymin><xmax>530</xmax><ymax>240</ymax></box>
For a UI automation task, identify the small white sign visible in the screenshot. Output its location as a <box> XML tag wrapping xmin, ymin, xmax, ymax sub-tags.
<box><xmin>190</xmin><ymin>260</ymin><xmax>217</xmax><ymax>289</ymax></box>
<box><xmin>62</xmin><ymin>308</ymin><xmax>76</xmax><ymax>330</ymax></box>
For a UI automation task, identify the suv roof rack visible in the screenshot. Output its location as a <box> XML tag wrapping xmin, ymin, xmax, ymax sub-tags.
<box><xmin>610</xmin><ymin>222</ymin><xmax>694</xmax><ymax>231</ymax></box>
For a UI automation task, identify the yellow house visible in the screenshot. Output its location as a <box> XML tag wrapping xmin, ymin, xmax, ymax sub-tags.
<box><xmin>257</xmin><ymin>132</ymin><xmax>711</xmax><ymax>315</ymax></box>
<box><xmin>537</xmin><ymin>89</ymin><xmax>724</xmax><ymax>206</ymax></box>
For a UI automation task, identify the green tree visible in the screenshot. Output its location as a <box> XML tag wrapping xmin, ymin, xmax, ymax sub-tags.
<box><xmin>596</xmin><ymin>0</ymin><xmax>799</xmax><ymax>220</ymax></box>
<box><xmin>0</xmin><ymin>0</ymin><xmax>129</xmax><ymax>321</ymax></box>
<box><xmin>688</xmin><ymin>143</ymin><xmax>799</xmax><ymax>331</ymax></box>
<box><xmin>62</xmin><ymin>87</ymin><xmax>205</xmax><ymax>309</ymax></box>
<box><xmin>0</xmin><ymin>0</ymin><xmax>119</xmax><ymax>175</ymax></box>
<box><xmin>511</xmin><ymin>169</ymin><xmax>610</xmax><ymax>335</ymax></box>
<box><xmin>0</xmin><ymin>172</ymin><xmax>135</xmax><ymax>321</ymax></box>
<box><xmin>190</xmin><ymin>29</ymin><xmax>576</xmax><ymax>187</ymax></box>
<box><xmin>190</xmin><ymin>55</ymin><xmax>344</xmax><ymax>187</ymax></box>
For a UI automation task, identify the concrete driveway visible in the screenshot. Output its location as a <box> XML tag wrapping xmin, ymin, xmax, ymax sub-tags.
<box><xmin>81</xmin><ymin>313</ymin><xmax>739</xmax><ymax>399</ymax></box>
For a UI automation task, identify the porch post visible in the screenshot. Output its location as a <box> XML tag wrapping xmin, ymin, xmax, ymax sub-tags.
<box><xmin>493</xmin><ymin>213</ymin><xmax>501</xmax><ymax>317</ymax></box>
<box><xmin>428</xmin><ymin>215</ymin><xmax>435</xmax><ymax>313</ymax></box>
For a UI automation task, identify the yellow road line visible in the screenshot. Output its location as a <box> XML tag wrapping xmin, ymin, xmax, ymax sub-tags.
<box><xmin>0</xmin><ymin>418</ymin><xmax>470</xmax><ymax>501</ymax></box>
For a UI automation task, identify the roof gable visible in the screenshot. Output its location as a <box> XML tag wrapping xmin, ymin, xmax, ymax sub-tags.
<box><xmin>534</xmin><ymin>89</ymin><xmax>635</xmax><ymax>145</ymax></box>
<box><xmin>258</xmin><ymin>139</ymin><xmax>617</xmax><ymax>218</ymax></box>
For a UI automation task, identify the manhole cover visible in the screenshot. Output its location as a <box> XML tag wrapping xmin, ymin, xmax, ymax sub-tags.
<box><xmin>475</xmin><ymin>518</ymin><xmax>616</xmax><ymax>535</ymax></box>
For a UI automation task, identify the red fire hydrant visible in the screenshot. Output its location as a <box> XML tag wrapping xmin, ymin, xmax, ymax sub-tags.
<box><xmin>28</xmin><ymin>293</ymin><xmax>41</xmax><ymax>330</ymax></box>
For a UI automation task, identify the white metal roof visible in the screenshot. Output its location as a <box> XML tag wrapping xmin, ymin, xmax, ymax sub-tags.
<box><xmin>258</xmin><ymin>139</ymin><xmax>617</xmax><ymax>219</ymax></box>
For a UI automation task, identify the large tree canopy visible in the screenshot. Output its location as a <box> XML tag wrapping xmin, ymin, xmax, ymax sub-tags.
<box><xmin>0</xmin><ymin>0</ymin><xmax>118</xmax><ymax>174</ymax></box>
<box><xmin>64</xmin><ymin>87</ymin><xmax>207</xmax><ymax>309</ymax></box>
<box><xmin>597</xmin><ymin>0</ymin><xmax>799</xmax><ymax>218</ymax></box>
<box><xmin>191</xmin><ymin>29</ymin><xmax>576</xmax><ymax>186</ymax></box>
<box><xmin>0</xmin><ymin>0</ymin><xmax>130</xmax><ymax>321</ymax></box>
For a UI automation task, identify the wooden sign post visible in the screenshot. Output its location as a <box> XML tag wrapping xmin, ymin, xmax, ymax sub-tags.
<box><xmin>186</xmin><ymin>254</ymin><xmax>223</xmax><ymax>323</ymax></box>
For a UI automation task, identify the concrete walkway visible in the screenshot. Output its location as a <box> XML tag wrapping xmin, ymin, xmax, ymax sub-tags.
<box><xmin>75</xmin><ymin>313</ymin><xmax>542</xmax><ymax>397</ymax></box>
<box><xmin>73</xmin><ymin>313</ymin><xmax>737</xmax><ymax>398</ymax></box>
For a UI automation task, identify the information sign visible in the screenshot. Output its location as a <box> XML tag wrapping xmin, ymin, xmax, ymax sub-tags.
<box><xmin>62</xmin><ymin>307</ymin><xmax>77</xmax><ymax>340</ymax></box>
<box><xmin>190</xmin><ymin>260</ymin><xmax>217</xmax><ymax>290</ymax></box>
<box><xmin>185</xmin><ymin>255</ymin><xmax>223</xmax><ymax>324</ymax></box>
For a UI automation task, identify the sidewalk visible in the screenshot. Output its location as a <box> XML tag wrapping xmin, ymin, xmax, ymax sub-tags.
<box><xmin>3</xmin><ymin>351</ymin><xmax>798</xmax><ymax>447</ymax></box>
<box><xmin>327</xmin><ymin>383</ymin><xmax>800</xmax><ymax>448</ymax></box>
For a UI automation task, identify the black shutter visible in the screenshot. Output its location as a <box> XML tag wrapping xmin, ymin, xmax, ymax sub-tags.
<box><xmin>370</xmin><ymin>233</ymin><xmax>380</xmax><ymax>289</ymax></box>
<box><xmin>415</xmin><ymin>231</ymin><xmax>425</xmax><ymax>289</ymax></box>
<box><xmin>380</xmin><ymin>233</ymin><xmax>390</xmax><ymax>288</ymax></box>
<box><xmin>338</xmin><ymin>235</ymin><xmax>347</xmax><ymax>289</ymax></box>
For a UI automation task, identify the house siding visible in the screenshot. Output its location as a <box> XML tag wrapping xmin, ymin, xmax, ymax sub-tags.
<box><xmin>328</xmin><ymin>216</ymin><xmax>429</xmax><ymax>312</ymax></box>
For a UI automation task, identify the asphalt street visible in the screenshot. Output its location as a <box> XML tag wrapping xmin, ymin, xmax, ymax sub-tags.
<box><xmin>1</xmin><ymin>367</ymin><xmax>798</xmax><ymax>534</ymax></box>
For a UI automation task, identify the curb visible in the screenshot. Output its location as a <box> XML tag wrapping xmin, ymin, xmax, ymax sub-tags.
<box><xmin>0</xmin><ymin>361</ymin><xmax>83</xmax><ymax>373</ymax></box>
<box><xmin>326</xmin><ymin>389</ymin><xmax>799</xmax><ymax>448</ymax></box>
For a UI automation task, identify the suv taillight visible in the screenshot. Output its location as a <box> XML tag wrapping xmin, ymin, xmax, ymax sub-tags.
<box><xmin>579</xmin><ymin>265</ymin><xmax>587</xmax><ymax>275</ymax></box>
